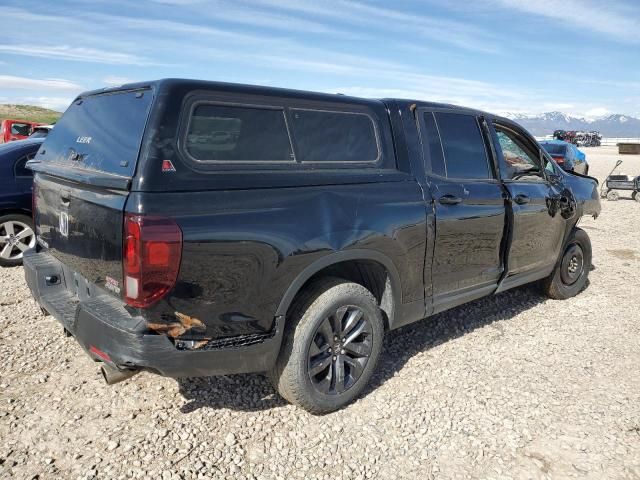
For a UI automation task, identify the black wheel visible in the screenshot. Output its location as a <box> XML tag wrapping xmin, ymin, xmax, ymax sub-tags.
<box><xmin>269</xmin><ymin>277</ymin><xmax>384</xmax><ymax>413</ymax></box>
<box><xmin>632</xmin><ymin>191</ymin><xmax>640</xmax><ymax>203</ymax></box>
<box><xmin>0</xmin><ymin>214</ymin><xmax>36</xmax><ymax>267</ymax></box>
<box><xmin>542</xmin><ymin>228</ymin><xmax>591</xmax><ymax>300</ymax></box>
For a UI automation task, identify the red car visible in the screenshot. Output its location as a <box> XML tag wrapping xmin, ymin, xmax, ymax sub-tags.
<box><xmin>0</xmin><ymin>119</ymin><xmax>43</xmax><ymax>143</ymax></box>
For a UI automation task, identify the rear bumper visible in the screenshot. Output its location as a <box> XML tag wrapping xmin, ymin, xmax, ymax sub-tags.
<box><xmin>23</xmin><ymin>250</ymin><xmax>282</xmax><ymax>378</ymax></box>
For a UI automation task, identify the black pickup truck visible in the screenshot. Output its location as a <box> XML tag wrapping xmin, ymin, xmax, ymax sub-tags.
<box><xmin>24</xmin><ymin>79</ymin><xmax>600</xmax><ymax>412</ymax></box>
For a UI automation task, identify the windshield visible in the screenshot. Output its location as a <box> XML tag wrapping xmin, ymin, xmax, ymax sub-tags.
<box><xmin>541</xmin><ymin>143</ymin><xmax>567</xmax><ymax>156</ymax></box>
<box><xmin>37</xmin><ymin>89</ymin><xmax>152</xmax><ymax>177</ymax></box>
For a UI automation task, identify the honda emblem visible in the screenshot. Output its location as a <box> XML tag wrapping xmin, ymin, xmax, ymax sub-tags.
<box><xmin>59</xmin><ymin>211</ymin><xmax>69</xmax><ymax>237</ymax></box>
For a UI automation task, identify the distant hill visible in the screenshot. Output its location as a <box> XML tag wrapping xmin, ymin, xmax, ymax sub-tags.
<box><xmin>502</xmin><ymin>111</ymin><xmax>640</xmax><ymax>137</ymax></box>
<box><xmin>0</xmin><ymin>104</ymin><xmax>62</xmax><ymax>125</ymax></box>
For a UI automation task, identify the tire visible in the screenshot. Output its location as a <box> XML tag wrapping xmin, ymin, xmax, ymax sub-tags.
<box><xmin>606</xmin><ymin>191</ymin><xmax>619</xmax><ymax>201</ymax></box>
<box><xmin>541</xmin><ymin>228</ymin><xmax>592</xmax><ymax>300</ymax></box>
<box><xmin>0</xmin><ymin>214</ymin><xmax>36</xmax><ymax>267</ymax></box>
<box><xmin>269</xmin><ymin>277</ymin><xmax>384</xmax><ymax>414</ymax></box>
<box><xmin>632</xmin><ymin>191</ymin><xmax>640</xmax><ymax>203</ymax></box>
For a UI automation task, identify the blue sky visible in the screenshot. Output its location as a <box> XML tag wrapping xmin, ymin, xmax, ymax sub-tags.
<box><xmin>1</xmin><ymin>0</ymin><xmax>639</xmax><ymax>117</ymax></box>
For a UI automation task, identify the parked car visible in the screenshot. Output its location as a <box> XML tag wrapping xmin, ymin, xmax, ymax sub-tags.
<box><xmin>0</xmin><ymin>119</ymin><xmax>43</xmax><ymax>143</ymax></box>
<box><xmin>24</xmin><ymin>80</ymin><xmax>601</xmax><ymax>412</ymax></box>
<box><xmin>540</xmin><ymin>140</ymin><xmax>589</xmax><ymax>175</ymax></box>
<box><xmin>0</xmin><ymin>138</ymin><xmax>42</xmax><ymax>266</ymax></box>
<box><xmin>29</xmin><ymin>125</ymin><xmax>54</xmax><ymax>139</ymax></box>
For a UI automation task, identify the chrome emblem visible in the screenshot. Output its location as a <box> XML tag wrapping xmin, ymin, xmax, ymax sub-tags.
<box><xmin>59</xmin><ymin>211</ymin><xmax>69</xmax><ymax>237</ymax></box>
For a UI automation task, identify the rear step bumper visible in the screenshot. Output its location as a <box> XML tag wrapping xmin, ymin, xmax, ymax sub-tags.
<box><xmin>23</xmin><ymin>250</ymin><xmax>282</xmax><ymax>378</ymax></box>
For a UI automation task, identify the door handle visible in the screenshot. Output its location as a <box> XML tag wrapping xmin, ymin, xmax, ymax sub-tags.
<box><xmin>439</xmin><ymin>194</ymin><xmax>463</xmax><ymax>205</ymax></box>
<box><xmin>514</xmin><ymin>194</ymin><xmax>530</xmax><ymax>205</ymax></box>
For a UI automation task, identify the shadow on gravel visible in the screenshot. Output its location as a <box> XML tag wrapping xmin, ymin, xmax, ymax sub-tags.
<box><xmin>178</xmin><ymin>373</ymin><xmax>286</xmax><ymax>413</ymax></box>
<box><xmin>365</xmin><ymin>284</ymin><xmax>548</xmax><ymax>395</ymax></box>
<box><xmin>176</xmin><ymin>284</ymin><xmax>551</xmax><ymax>413</ymax></box>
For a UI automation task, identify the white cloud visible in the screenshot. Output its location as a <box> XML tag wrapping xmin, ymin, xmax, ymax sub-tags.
<box><xmin>102</xmin><ymin>76</ymin><xmax>136</xmax><ymax>86</ymax></box>
<box><xmin>0</xmin><ymin>44</ymin><xmax>160</xmax><ymax>66</ymax></box>
<box><xmin>0</xmin><ymin>75</ymin><xmax>82</xmax><ymax>92</ymax></box>
<box><xmin>250</xmin><ymin>0</ymin><xmax>501</xmax><ymax>53</ymax></box>
<box><xmin>488</xmin><ymin>0</ymin><xmax>640</xmax><ymax>43</ymax></box>
<box><xmin>584</xmin><ymin>107</ymin><xmax>611</xmax><ymax>118</ymax></box>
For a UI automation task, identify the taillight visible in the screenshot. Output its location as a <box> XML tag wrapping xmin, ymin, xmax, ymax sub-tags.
<box><xmin>123</xmin><ymin>214</ymin><xmax>182</xmax><ymax>308</ymax></box>
<box><xmin>552</xmin><ymin>155</ymin><xmax>565</xmax><ymax>164</ymax></box>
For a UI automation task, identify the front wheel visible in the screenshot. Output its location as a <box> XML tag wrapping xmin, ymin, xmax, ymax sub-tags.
<box><xmin>541</xmin><ymin>228</ymin><xmax>591</xmax><ymax>300</ymax></box>
<box><xmin>269</xmin><ymin>278</ymin><xmax>384</xmax><ymax>413</ymax></box>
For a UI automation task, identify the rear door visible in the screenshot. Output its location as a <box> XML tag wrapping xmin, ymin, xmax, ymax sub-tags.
<box><xmin>490</xmin><ymin>121</ymin><xmax>566</xmax><ymax>283</ymax></box>
<box><xmin>29</xmin><ymin>88</ymin><xmax>153</xmax><ymax>298</ymax></box>
<box><xmin>418</xmin><ymin>110</ymin><xmax>506</xmax><ymax>312</ymax></box>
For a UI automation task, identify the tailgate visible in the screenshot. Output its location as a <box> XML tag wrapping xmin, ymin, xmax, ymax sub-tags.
<box><xmin>34</xmin><ymin>174</ymin><xmax>127</xmax><ymax>297</ymax></box>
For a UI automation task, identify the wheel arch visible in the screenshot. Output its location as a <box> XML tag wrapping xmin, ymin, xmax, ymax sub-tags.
<box><xmin>275</xmin><ymin>249</ymin><xmax>403</xmax><ymax>330</ymax></box>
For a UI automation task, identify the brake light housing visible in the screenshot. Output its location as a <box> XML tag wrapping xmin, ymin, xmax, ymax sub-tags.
<box><xmin>123</xmin><ymin>214</ymin><xmax>182</xmax><ymax>308</ymax></box>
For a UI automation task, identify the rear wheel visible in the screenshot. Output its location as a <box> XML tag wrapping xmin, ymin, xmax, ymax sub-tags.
<box><xmin>606</xmin><ymin>191</ymin><xmax>619</xmax><ymax>201</ymax></box>
<box><xmin>0</xmin><ymin>214</ymin><xmax>36</xmax><ymax>267</ymax></box>
<box><xmin>632</xmin><ymin>191</ymin><xmax>640</xmax><ymax>203</ymax></box>
<box><xmin>269</xmin><ymin>278</ymin><xmax>384</xmax><ymax>413</ymax></box>
<box><xmin>542</xmin><ymin>228</ymin><xmax>591</xmax><ymax>300</ymax></box>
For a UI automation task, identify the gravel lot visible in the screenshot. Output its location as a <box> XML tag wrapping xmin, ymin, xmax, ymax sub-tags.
<box><xmin>1</xmin><ymin>146</ymin><xmax>639</xmax><ymax>480</ymax></box>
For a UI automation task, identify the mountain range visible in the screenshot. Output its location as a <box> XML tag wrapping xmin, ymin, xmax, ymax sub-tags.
<box><xmin>501</xmin><ymin>111</ymin><xmax>640</xmax><ymax>137</ymax></box>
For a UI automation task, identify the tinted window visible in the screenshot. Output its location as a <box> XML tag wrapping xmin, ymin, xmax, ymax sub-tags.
<box><xmin>38</xmin><ymin>90</ymin><xmax>152</xmax><ymax>176</ymax></box>
<box><xmin>290</xmin><ymin>109</ymin><xmax>378</xmax><ymax>162</ymax></box>
<box><xmin>541</xmin><ymin>143</ymin><xmax>567</xmax><ymax>155</ymax></box>
<box><xmin>434</xmin><ymin>113</ymin><xmax>490</xmax><ymax>179</ymax></box>
<box><xmin>186</xmin><ymin>104</ymin><xmax>294</xmax><ymax>162</ymax></box>
<box><xmin>422</xmin><ymin>112</ymin><xmax>446</xmax><ymax>177</ymax></box>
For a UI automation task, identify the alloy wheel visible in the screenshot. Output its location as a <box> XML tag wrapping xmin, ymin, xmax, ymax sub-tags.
<box><xmin>307</xmin><ymin>305</ymin><xmax>373</xmax><ymax>395</ymax></box>
<box><xmin>0</xmin><ymin>220</ymin><xmax>36</xmax><ymax>261</ymax></box>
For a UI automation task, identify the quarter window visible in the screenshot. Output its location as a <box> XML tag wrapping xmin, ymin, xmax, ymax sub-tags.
<box><xmin>185</xmin><ymin>104</ymin><xmax>294</xmax><ymax>162</ymax></box>
<box><xmin>434</xmin><ymin>113</ymin><xmax>491</xmax><ymax>179</ymax></box>
<box><xmin>289</xmin><ymin>109</ymin><xmax>378</xmax><ymax>162</ymax></box>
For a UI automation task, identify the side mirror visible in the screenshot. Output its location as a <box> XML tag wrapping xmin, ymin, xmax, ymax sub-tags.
<box><xmin>549</xmin><ymin>174</ymin><xmax>563</xmax><ymax>185</ymax></box>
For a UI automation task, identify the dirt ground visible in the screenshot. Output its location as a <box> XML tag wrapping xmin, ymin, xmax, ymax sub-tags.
<box><xmin>1</xmin><ymin>146</ymin><xmax>639</xmax><ymax>479</ymax></box>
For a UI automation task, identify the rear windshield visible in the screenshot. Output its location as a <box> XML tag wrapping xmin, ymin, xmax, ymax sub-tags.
<box><xmin>541</xmin><ymin>143</ymin><xmax>567</xmax><ymax>155</ymax></box>
<box><xmin>38</xmin><ymin>89</ymin><xmax>152</xmax><ymax>176</ymax></box>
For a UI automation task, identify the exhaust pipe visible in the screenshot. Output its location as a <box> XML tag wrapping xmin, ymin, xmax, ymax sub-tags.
<box><xmin>100</xmin><ymin>364</ymin><xmax>139</xmax><ymax>385</ymax></box>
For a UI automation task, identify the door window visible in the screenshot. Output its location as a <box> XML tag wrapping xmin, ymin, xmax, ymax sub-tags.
<box><xmin>15</xmin><ymin>153</ymin><xmax>36</xmax><ymax>177</ymax></box>
<box><xmin>433</xmin><ymin>113</ymin><xmax>491</xmax><ymax>179</ymax></box>
<box><xmin>494</xmin><ymin>126</ymin><xmax>545</xmax><ymax>181</ymax></box>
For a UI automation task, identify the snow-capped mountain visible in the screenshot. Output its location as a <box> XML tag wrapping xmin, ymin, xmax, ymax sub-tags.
<box><xmin>502</xmin><ymin>111</ymin><xmax>640</xmax><ymax>137</ymax></box>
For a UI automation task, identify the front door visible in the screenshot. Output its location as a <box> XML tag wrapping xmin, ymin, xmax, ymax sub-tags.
<box><xmin>418</xmin><ymin>110</ymin><xmax>506</xmax><ymax>312</ymax></box>
<box><xmin>490</xmin><ymin>121</ymin><xmax>566</xmax><ymax>284</ymax></box>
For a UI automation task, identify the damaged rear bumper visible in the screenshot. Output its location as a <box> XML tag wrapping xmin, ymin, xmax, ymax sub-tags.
<box><xmin>23</xmin><ymin>250</ymin><xmax>282</xmax><ymax>378</ymax></box>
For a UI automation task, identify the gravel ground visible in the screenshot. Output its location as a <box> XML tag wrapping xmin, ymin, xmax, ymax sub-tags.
<box><xmin>1</xmin><ymin>145</ymin><xmax>639</xmax><ymax>480</ymax></box>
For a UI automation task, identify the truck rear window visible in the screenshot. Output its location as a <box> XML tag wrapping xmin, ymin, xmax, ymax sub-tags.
<box><xmin>38</xmin><ymin>89</ymin><xmax>152</xmax><ymax>177</ymax></box>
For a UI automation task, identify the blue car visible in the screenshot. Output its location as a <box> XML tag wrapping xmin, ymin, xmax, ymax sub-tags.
<box><xmin>0</xmin><ymin>138</ymin><xmax>42</xmax><ymax>266</ymax></box>
<box><xmin>540</xmin><ymin>140</ymin><xmax>589</xmax><ymax>175</ymax></box>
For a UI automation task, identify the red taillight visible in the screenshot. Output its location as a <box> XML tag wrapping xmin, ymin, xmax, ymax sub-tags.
<box><xmin>552</xmin><ymin>155</ymin><xmax>565</xmax><ymax>164</ymax></box>
<box><xmin>123</xmin><ymin>214</ymin><xmax>182</xmax><ymax>308</ymax></box>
